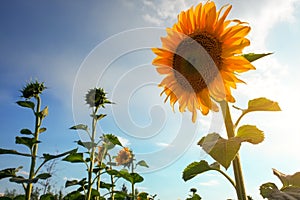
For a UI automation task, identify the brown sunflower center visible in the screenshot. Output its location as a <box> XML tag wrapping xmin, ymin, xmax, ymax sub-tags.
<box><xmin>173</xmin><ymin>32</ymin><xmax>222</xmax><ymax>93</ymax></box>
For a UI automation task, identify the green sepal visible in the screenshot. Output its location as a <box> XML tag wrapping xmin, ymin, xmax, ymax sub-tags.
<box><xmin>242</xmin><ymin>53</ymin><xmax>273</xmax><ymax>62</ymax></box>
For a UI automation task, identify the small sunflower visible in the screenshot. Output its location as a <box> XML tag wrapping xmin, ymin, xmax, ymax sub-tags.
<box><xmin>85</xmin><ymin>88</ymin><xmax>112</xmax><ymax>108</ymax></box>
<box><xmin>115</xmin><ymin>147</ymin><xmax>133</xmax><ymax>167</ymax></box>
<box><xmin>20</xmin><ymin>80</ymin><xmax>46</xmax><ymax>99</ymax></box>
<box><xmin>152</xmin><ymin>1</ymin><xmax>254</xmax><ymax>122</ymax></box>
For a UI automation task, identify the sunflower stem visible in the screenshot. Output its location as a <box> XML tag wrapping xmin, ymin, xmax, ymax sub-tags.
<box><xmin>86</xmin><ymin>108</ymin><xmax>98</xmax><ymax>200</ymax></box>
<box><xmin>25</xmin><ymin>95</ymin><xmax>41</xmax><ymax>200</ymax></box>
<box><xmin>220</xmin><ymin>101</ymin><xmax>247</xmax><ymax>200</ymax></box>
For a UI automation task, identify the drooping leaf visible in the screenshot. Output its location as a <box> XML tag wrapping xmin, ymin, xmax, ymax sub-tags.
<box><xmin>0</xmin><ymin>197</ymin><xmax>13</xmax><ymax>200</ymax></box>
<box><xmin>236</xmin><ymin>125</ymin><xmax>264</xmax><ymax>144</ymax></box>
<box><xmin>76</xmin><ymin>140</ymin><xmax>96</xmax><ymax>150</ymax></box>
<box><xmin>136</xmin><ymin>160</ymin><xmax>149</xmax><ymax>168</ymax></box>
<box><xmin>69</xmin><ymin>124</ymin><xmax>88</xmax><ymax>132</ymax></box>
<box><xmin>40</xmin><ymin>194</ymin><xmax>55</xmax><ymax>200</ymax></box>
<box><xmin>20</xmin><ymin>129</ymin><xmax>32</xmax><ymax>135</ymax></box>
<box><xmin>100</xmin><ymin>181</ymin><xmax>114</xmax><ymax>190</ymax></box>
<box><xmin>12</xmin><ymin>195</ymin><xmax>25</xmax><ymax>200</ymax></box>
<box><xmin>9</xmin><ymin>176</ymin><xmax>38</xmax><ymax>184</ymax></box>
<box><xmin>91</xmin><ymin>188</ymin><xmax>100</xmax><ymax>198</ymax></box>
<box><xmin>242</xmin><ymin>53</ymin><xmax>273</xmax><ymax>62</ymax></box>
<box><xmin>0</xmin><ymin>167</ymin><xmax>22</xmax><ymax>180</ymax></box>
<box><xmin>182</xmin><ymin>160</ymin><xmax>219</xmax><ymax>181</ymax></box>
<box><xmin>16</xmin><ymin>101</ymin><xmax>35</xmax><ymax>110</ymax></box>
<box><xmin>43</xmin><ymin>148</ymin><xmax>77</xmax><ymax>162</ymax></box>
<box><xmin>198</xmin><ymin>133</ymin><xmax>241</xmax><ymax>169</ymax></box>
<box><xmin>118</xmin><ymin>170</ymin><xmax>143</xmax><ymax>184</ymax></box>
<box><xmin>15</xmin><ymin>136</ymin><xmax>40</xmax><ymax>149</ymax></box>
<box><xmin>65</xmin><ymin>178</ymin><xmax>87</xmax><ymax>188</ymax></box>
<box><xmin>104</xmin><ymin>134</ymin><xmax>123</xmax><ymax>147</ymax></box>
<box><xmin>273</xmin><ymin>168</ymin><xmax>300</xmax><ymax>188</ymax></box>
<box><xmin>39</xmin><ymin>127</ymin><xmax>47</xmax><ymax>134</ymax></box>
<box><xmin>62</xmin><ymin>152</ymin><xmax>84</xmax><ymax>163</ymax></box>
<box><xmin>0</xmin><ymin>148</ymin><xmax>31</xmax><ymax>157</ymax></box>
<box><xmin>36</xmin><ymin>173</ymin><xmax>51</xmax><ymax>180</ymax></box>
<box><xmin>260</xmin><ymin>182</ymin><xmax>300</xmax><ymax>199</ymax></box>
<box><xmin>247</xmin><ymin>97</ymin><xmax>281</xmax><ymax>113</ymax></box>
<box><xmin>63</xmin><ymin>191</ymin><xmax>85</xmax><ymax>200</ymax></box>
<box><xmin>90</xmin><ymin>114</ymin><xmax>107</xmax><ymax>121</ymax></box>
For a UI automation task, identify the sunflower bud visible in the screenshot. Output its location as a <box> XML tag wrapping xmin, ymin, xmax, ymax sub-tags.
<box><xmin>20</xmin><ymin>81</ymin><xmax>46</xmax><ymax>99</ymax></box>
<box><xmin>85</xmin><ymin>88</ymin><xmax>112</xmax><ymax>108</ymax></box>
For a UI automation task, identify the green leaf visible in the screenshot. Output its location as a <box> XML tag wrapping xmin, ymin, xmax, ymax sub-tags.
<box><xmin>10</xmin><ymin>176</ymin><xmax>38</xmax><ymax>184</ymax></box>
<box><xmin>137</xmin><ymin>192</ymin><xmax>149</xmax><ymax>200</ymax></box>
<box><xmin>0</xmin><ymin>148</ymin><xmax>31</xmax><ymax>157</ymax></box>
<box><xmin>63</xmin><ymin>191</ymin><xmax>85</xmax><ymax>200</ymax></box>
<box><xmin>0</xmin><ymin>167</ymin><xmax>22</xmax><ymax>180</ymax></box>
<box><xmin>12</xmin><ymin>195</ymin><xmax>25</xmax><ymax>200</ymax></box>
<box><xmin>40</xmin><ymin>194</ymin><xmax>55</xmax><ymax>200</ymax></box>
<box><xmin>91</xmin><ymin>188</ymin><xmax>100</xmax><ymax>198</ymax></box>
<box><xmin>104</xmin><ymin>134</ymin><xmax>123</xmax><ymax>147</ymax></box>
<box><xmin>0</xmin><ymin>197</ymin><xmax>13</xmax><ymax>200</ymax></box>
<box><xmin>91</xmin><ymin>114</ymin><xmax>107</xmax><ymax>120</ymax></box>
<box><xmin>273</xmin><ymin>168</ymin><xmax>300</xmax><ymax>188</ymax></box>
<box><xmin>260</xmin><ymin>182</ymin><xmax>300</xmax><ymax>199</ymax></box>
<box><xmin>69</xmin><ymin>124</ymin><xmax>88</xmax><ymax>132</ymax></box>
<box><xmin>36</xmin><ymin>173</ymin><xmax>51</xmax><ymax>180</ymax></box>
<box><xmin>16</xmin><ymin>101</ymin><xmax>35</xmax><ymax>110</ymax></box>
<box><xmin>63</xmin><ymin>152</ymin><xmax>85</xmax><ymax>163</ymax></box>
<box><xmin>43</xmin><ymin>148</ymin><xmax>78</xmax><ymax>162</ymax></box>
<box><xmin>198</xmin><ymin>133</ymin><xmax>241</xmax><ymax>169</ymax></box>
<box><xmin>20</xmin><ymin>129</ymin><xmax>32</xmax><ymax>135</ymax></box>
<box><xmin>182</xmin><ymin>160</ymin><xmax>219</xmax><ymax>181</ymax></box>
<box><xmin>242</xmin><ymin>53</ymin><xmax>273</xmax><ymax>62</ymax></box>
<box><xmin>76</xmin><ymin>140</ymin><xmax>97</xmax><ymax>150</ymax></box>
<box><xmin>15</xmin><ymin>136</ymin><xmax>40</xmax><ymax>149</ymax></box>
<box><xmin>118</xmin><ymin>170</ymin><xmax>143</xmax><ymax>184</ymax></box>
<box><xmin>247</xmin><ymin>97</ymin><xmax>281</xmax><ymax>112</ymax></box>
<box><xmin>39</xmin><ymin>127</ymin><xmax>47</xmax><ymax>134</ymax></box>
<box><xmin>100</xmin><ymin>181</ymin><xmax>114</xmax><ymax>190</ymax></box>
<box><xmin>236</xmin><ymin>125</ymin><xmax>264</xmax><ymax>144</ymax></box>
<box><xmin>65</xmin><ymin>178</ymin><xmax>87</xmax><ymax>188</ymax></box>
<box><xmin>38</xmin><ymin>106</ymin><xmax>48</xmax><ymax>118</ymax></box>
<box><xmin>136</xmin><ymin>160</ymin><xmax>149</xmax><ymax>168</ymax></box>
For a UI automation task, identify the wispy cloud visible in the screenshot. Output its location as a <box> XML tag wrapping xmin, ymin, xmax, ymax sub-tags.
<box><xmin>199</xmin><ymin>179</ymin><xmax>219</xmax><ymax>186</ymax></box>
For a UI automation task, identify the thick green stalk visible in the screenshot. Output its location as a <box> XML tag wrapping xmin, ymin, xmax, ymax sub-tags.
<box><xmin>87</xmin><ymin>109</ymin><xmax>98</xmax><ymax>200</ymax></box>
<box><xmin>220</xmin><ymin>101</ymin><xmax>247</xmax><ymax>200</ymax></box>
<box><xmin>25</xmin><ymin>96</ymin><xmax>41</xmax><ymax>200</ymax></box>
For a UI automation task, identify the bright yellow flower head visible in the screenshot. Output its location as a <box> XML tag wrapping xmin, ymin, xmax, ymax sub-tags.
<box><xmin>152</xmin><ymin>1</ymin><xmax>255</xmax><ymax>122</ymax></box>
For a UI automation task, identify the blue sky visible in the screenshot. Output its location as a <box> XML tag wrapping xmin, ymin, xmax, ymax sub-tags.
<box><xmin>1</xmin><ymin>0</ymin><xmax>300</xmax><ymax>199</ymax></box>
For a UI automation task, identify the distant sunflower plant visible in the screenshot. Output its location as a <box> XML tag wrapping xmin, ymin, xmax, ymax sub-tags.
<box><xmin>0</xmin><ymin>80</ymin><xmax>75</xmax><ymax>200</ymax></box>
<box><xmin>153</xmin><ymin>1</ymin><xmax>281</xmax><ymax>199</ymax></box>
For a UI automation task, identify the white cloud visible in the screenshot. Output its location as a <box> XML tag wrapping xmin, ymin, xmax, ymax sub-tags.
<box><xmin>156</xmin><ymin>142</ymin><xmax>171</xmax><ymax>147</ymax></box>
<box><xmin>19</xmin><ymin>170</ymin><xmax>29</xmax><ymax>176</ymax></box>
<box><xmin>118</xmin><ymin>136</ymin><xmax>131</xmax><ymax>146</ymax></box>
<box><xmin>63</xmin><ymin>177</ymin><xmax>79</xmax><ymax>181</ymax></box>
<box><xmin>199</xmin><ymin>179</ymin><xmax>219</xmax><ymax>186</ymax></box>
<box><xmin>142</xmin><ymin>14</ymin><xmax>163</xmax><ymax>26</ymax></box>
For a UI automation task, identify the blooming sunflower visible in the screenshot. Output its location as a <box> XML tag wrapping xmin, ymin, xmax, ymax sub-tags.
<box><xmin>152</xmin><ymin>1</ymin><xmax>255</xmax><ymax>122</ymax></box>
<box><xmin>115</xmin><ymin>147</ymin><xmax>133</xmax><ymax>167</ymax></box>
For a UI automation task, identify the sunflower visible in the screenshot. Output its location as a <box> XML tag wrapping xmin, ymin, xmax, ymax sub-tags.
<box><xmin>115</xmin><ymin>147</ymin><xmax>133</xmax><ymax>167</ymax></box>
<box><xmin>152</xmin><ymin>1</ymin><xmax>255</xmax><ymax>122</ymax></box>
